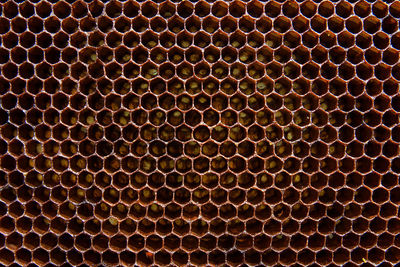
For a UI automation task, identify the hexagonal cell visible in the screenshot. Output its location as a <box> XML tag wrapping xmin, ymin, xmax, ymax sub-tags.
<box><xmin>229</xmin><ymin>30</ymin><xmax>246</xmax><ymax>48</ymax></box>
<box><xmin>185</xmin><ymin>16</ymin><xmax>201</xmax><ymax>33</ymax></box>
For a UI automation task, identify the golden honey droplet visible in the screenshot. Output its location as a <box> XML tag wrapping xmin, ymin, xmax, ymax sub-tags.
<box><xmin>109</xmin><ymin>217</ymin><xmax>118</xmax><ymax>226</ymax></box>
<box><xmin>45</xmin><ymin>158</ymin><xmax>52</xmax><ymax>168</ymax></box>
<box><xmin>77</xmin><ymin>189</ymin><xmax>85</xmax><ymax>198</ymax></box>
<box><xmin>36</xmin><ymin>173</ymin><xmax>43</xmax><ymax>182</ymax></box>
<box><xmin>175</xmin><ymin>218</ymin><xmax>184</xmax><ymax>226</ymax></box>
<box><xmin>100</xmin><ymin>203</ymin><xmax>108</xmax><ymax>211</ymax></box>
<box><xmin>150</xmin><ymin>204</ymin><xmax>159</xmax><ymax>212</ymax></box>
<box><xmin>68</xmin><ymin>202</ymin><xmax>75</xmax><ymax>210</ymax></box>
<box><xmin>117</xmin><ymin>204</ymin><xmax>126</xmax><ymax>213</ymax></box>
<box><xmin>85</xmin><ymin>173</ymin><xmax>93</xmax><ymax>183</ymax></box>
<box><xmin>86</xmin><ymin>116</ymin><xmax>95</xmax><ymax>124</ymax></box>
<box><xmin>77</xmin><ymin>158</ymin><xmax>85</xmax><ymax>169</ymax></box>
<box><xmin>232</xmin><ymin>41</ymin><xmax>240</xmax><ymax>47</ymax></box>
<box><xmin>293</xmin><ymin>174</ymin><xmax>301</xmax><ymax>183</ymax></box>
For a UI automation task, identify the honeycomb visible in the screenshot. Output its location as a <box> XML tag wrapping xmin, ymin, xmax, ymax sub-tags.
<box><xmin>1</xmin><ymin>0</ymin><xmax>400</xmax><ymax>266</ymax></box>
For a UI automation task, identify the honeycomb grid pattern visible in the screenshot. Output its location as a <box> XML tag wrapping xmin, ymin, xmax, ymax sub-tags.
<box><xmin>1</xmin><ymin>0</ymin><xmax>400</xmax><ymax>266</ymax></box>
